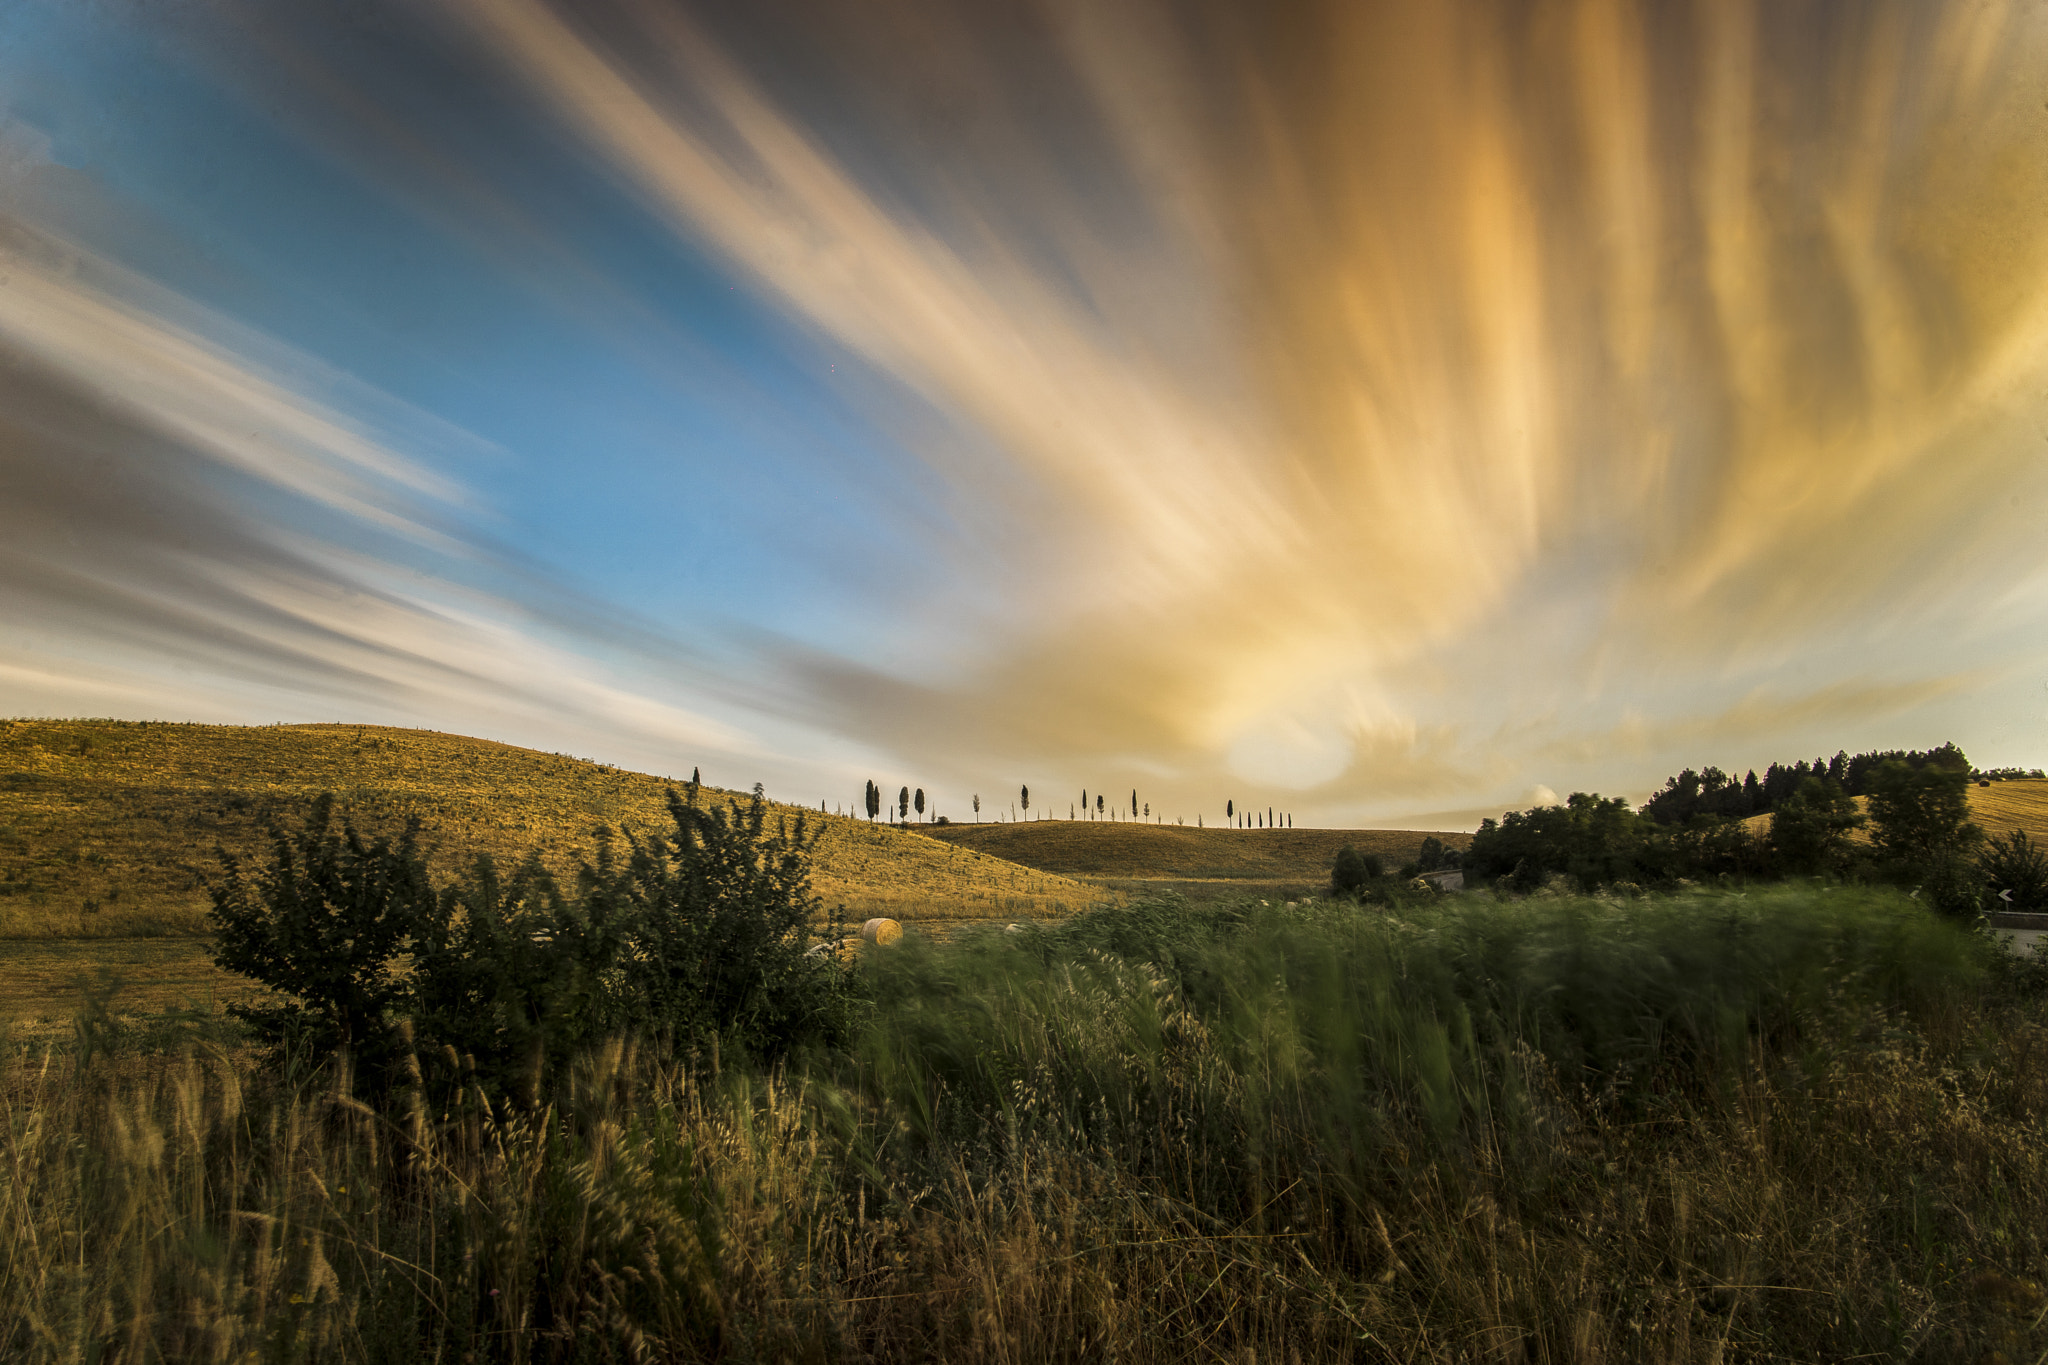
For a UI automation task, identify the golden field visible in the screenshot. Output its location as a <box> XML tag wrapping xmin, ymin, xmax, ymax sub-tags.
<box><xmin>920</xmin><ymin>818</ymin><xmax>1468</xmax><ymax>903</ymax></box>
<box><xmin>0</xmin><ymin>717</ymin><xmax>1102</xmax><ymax>939</ymax></box>
<box><xmin>1738</xmin><ymin>777</ymin><xmax>2048</xmax><ymax>845</ymax></box>
<box><xmin>0</xmin><ymin>718</ymin><xmax>1113</xmax><ymax>1024</ymax></box>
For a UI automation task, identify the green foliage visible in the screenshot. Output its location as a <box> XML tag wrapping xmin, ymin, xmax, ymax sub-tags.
<box><xmin>1979</xmin><ymin>828</ymin><xmax>2048</xmax><ymax>914</ymax></box>
<box><xmin>408</xmin><ymin>852</ymin><xmax>618</xmax><ymax>1101</ymax></box>
<box><xmin>587</xmin><ymin>785</ymin><xmax>857</xmax><ymax>1063</ymax></box>
<box><xmin>1416</xmin><ymin>834</ymin><xmax>1451</xmax><ymax>871</ymax></box>
<box><xmin>1330</xmin><ymin>843</ymin><xmax>1380</xmax><ymax>897</ymax></box>
<box><xmin>1467</xmin><ymin>792</ymin><xmax>1651</xmax><ymax>891</ymax></box>
<box><xmin>19</xmin><ymin>885</ymin><xmax>2048</xmax><ymax>1362</ymax></box>
<box><xmin>212</xmin><ymin>785</ymin><xmax>856</xmax><ymax>1091</ymax></box>
<box><xmin>1867</xmin><ymin>758</ymin><xmax>1985</xmax><ymax>914</ymax></box>
<box><xmin>207</xmin><ymin>793</ymin><xmax>432</xmax><ymax>1067</ymax></box>
<box><xmin>1769</xmin><ymin>776</ymin><xmax>1866</xmax><ymax>875</ymax></box>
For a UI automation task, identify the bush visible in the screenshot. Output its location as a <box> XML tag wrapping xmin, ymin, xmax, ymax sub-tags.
<box><xmin>213</xmin><ymin>784</ymin><xmax>857</xmax><ymax>1092</ymax></box>
<box><xmin>1330</xmin><ymin>845</ymin><xmax>1380</xmax><ymax>897</ymax></box>
<box><xmin>1980</xmin><ymin>828</ymin><xmax>2048</xmax><ymax>914</ymax></box>
<box><xmin>208</xmin><ymin>794</ymin><xmax>433</xmax><ymax>1071</ymax></box>
<box><xmin>587</xmin><ymin>784</ymin><xmax>858</xmax><ymax>1064</ymax></box>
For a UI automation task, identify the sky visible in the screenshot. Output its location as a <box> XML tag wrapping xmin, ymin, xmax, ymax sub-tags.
<box><xmin>3</xmin><ymin>0</ymin><xmax>2047</xmax><ymax>831</ymax></box>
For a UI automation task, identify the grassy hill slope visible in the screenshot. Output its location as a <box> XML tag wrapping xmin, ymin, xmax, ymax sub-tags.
<box><xmin>0</xmin><ymin>718</ymin><xmax>1102</xmax><ymax>939</ymax></box>
<box><xmin>1737</xmin><ymin>778</ymin><xmax>2048</xmax><ymax>846</ymax></box>
<box><xmin>918</xmin><ymin>820</ymin><xmax>1471</xmax><ymax>901</ymax></box>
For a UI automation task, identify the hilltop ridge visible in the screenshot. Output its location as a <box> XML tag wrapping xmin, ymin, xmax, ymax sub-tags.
<box><xmin>0</xmin><ymin>718</ymin><xmax>1100</xmax><ymax>937</ymax></box>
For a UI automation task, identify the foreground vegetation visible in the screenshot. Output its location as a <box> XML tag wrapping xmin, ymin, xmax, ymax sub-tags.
<box><xmin>6</xmin><ymin>885</ymin><xmax>2047</xmax><ymax>1362</ymax></box>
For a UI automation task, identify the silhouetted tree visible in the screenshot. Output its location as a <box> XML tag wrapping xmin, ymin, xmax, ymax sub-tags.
<box><xmin>1867</xmin><ymin>758</ymin><xmax>1983</xmax><ymax>914</ymax></box>
<box><xmin>1096</xmin><ymin>794</ymin><xmax>1104</xmax><ymax>817</ymax></box>
<box><xmin>1769</xmin><ymin>776</ymin><xmax>1864</xmax><ymax>875</ymax></box>
<box><xmin>1226</xmin><ymin>799</ymin><xmax>1234</xmax><ymax>821</ymax></box>
<box><xmin>1021</xmin><ymin>785</ymin><xmax>1030</xmax><ymax>817</ymax></box>
<box><xmin>1131</xmin><ymin>789</ymin><xmax>1138</xmax><ymax>817</ymax></box>
<box><xmin>692</xmin><ymin>766</ymin><xmax>701</xmax><ymax>786</ymax></box>
<box><xmin>914</xmin><ymin>788</ymin><xmax>925</xmax><ymax>821</ymax></box>
<box><xmin>898</xmin><ymin>786</ymin><xmax>910</xmax><ymax>822</ymax></box>
<box><xmin>1331</xmin><ymin>846</ymin><xmax>1383</xmax><ymax>898</ymax></box>
<box><xmin>973</xmin><ymin>793</ymin><xmax>980</xmax><ymax>820</ymax></box>
<box><xmin>865</xmin><ymin>780</ymin><xmax>880</xmax><ymax>821</ymax></box>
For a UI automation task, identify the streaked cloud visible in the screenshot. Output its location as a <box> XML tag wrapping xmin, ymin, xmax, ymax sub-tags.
<box><xmin>4</xmin><ymin>0</ymin><xmax>2047</xmax><ymax>826</ymax></box>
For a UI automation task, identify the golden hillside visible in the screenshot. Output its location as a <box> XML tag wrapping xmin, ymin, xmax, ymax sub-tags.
<box><xmin>0</xmin><ymin>719</ymin><xmax>1102</xmax><ymax>938</ymax></box>
<box><xmin>918</xmin><ymin>820</ymin><xmax>1471</xmax><ymax>901</ymax></box>
<box><xmin>1738</xmin><ymin>779</ymin><xmax>2048</xmax><ymax>845</ymax></box>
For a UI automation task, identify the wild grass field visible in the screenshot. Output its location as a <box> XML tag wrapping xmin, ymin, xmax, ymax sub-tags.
<box><xmin>6</xmin><ymin>886</ymin><xmax>2046</xmax><ymax>1362</ymax></box>
<box><xmin>920</xmin><ymin>820</ymin><xmax>1467</xmax><ymax>904</ymax></box>
<box><xmin>0</xmin><ymin>718</ymin><xmax>1100</xmax><ymax>939</ymax></box>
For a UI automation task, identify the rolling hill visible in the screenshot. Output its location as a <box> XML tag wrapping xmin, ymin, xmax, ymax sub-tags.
<box><xmin>0</xmin><ymin>718</ymin><xmax>1103</xmax><ymax>939</ymax></box>
<box><xmin>1737</xmin><ymin>778</ymin><xmax>2048</xmax><ymax>847</ymax></box>
<box><xmin>918</xmin><ymin>820</ymin><xmax>1471</xmax><ymax>902</ymax></box>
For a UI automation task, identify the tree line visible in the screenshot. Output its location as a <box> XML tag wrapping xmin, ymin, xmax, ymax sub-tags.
<box><xmin>1636</xmin><ymin>742</ymin><xmax>2010</xmax><ymax>825</ymax></box>
<box><xmin>1457</xmin><ymin>743</ymin><xmax>2048</xmax><ymax>917</ymax></box>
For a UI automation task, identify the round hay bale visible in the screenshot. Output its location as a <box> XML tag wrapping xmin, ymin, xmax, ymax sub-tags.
<box><xmin>861</xmin><ymin>917</ymin><xmax>904</xmax><ymax>947</ymax></box>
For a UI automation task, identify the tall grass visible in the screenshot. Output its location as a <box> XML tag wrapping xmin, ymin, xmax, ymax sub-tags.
<box><xmin>6</xmin><ymin>886</ymin><xmax>2047</xmax><ymax>1361</ymax></box>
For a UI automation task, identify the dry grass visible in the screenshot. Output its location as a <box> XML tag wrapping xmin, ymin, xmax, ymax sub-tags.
<box><xmin>1738</xmin><ymin>777</ymin><xmax>2048</xmax><ymax>846</ymax></box>
<box><xmin>4</xmin><ymin>888</ymin><xmax>2045</xmax><ymax>1362</ymax></box>
<box><xmin>920</xmin><ymin>820</ymin><xmax>1467</xmax><ymax>902</ymax></box>
<box><xmin>0</xmin><ymin>718</ymin><xmax>1102</xmax><ymax>938</ymax></box>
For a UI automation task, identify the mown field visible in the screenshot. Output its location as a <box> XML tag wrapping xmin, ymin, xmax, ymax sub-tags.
<box><xmin>0</xmin><ymin>718</ymin><xmax>1108</xmax><ymax>1028</ymax></box>
<box><xmin>919</xmin><ymin>820</ymin><xmax>1469</xmax><ymax>904</ymax></box>
<box><xmin>0</xmin><ymin>718</ymin><xmax>1100</xmax><ymax>939</ymax></box>
<box><xmin>6</xmin><ymin>886</ymin><xmax>2047</xmax><ymax>1362</ymax></box>
<box><xmin>1737</xmin><ymin>777</ymin><xmax>2048</xmax><ymax>846</ymax></box>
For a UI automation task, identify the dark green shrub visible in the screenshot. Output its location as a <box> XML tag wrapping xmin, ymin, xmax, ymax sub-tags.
<box><xmin>582</xmin><ymin>783</ymin><xmax>858</xmax><ymax>1064</ymax></box>
<box><xmin>208</xmin><ymin>793</ymin><xmax>433</xmax><ymax>1070</ymax></box>
<box><xmin>408</xmin><ymin>852</ymin><xmax>623</xmax><ymax>1102</ymax></box>
<box><xmin>212</xmin><ymin>783</ymin><xmax>858</xmax><ymax>1092</ymax></box>
<box><xmin>1331</xmin><ymin>845</ymin><xmax>1376</xmax><ymax>897</ymax></box>
<box><xmin>1979</xmin><ymin>828</ymin><xmax>2048</xmax><ymax>914</ymax></box>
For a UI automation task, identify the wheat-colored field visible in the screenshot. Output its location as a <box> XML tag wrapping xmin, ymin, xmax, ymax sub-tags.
<box><xmin>0</xmin><ymin>718</ymin><xmax>1101</xmax><ymax>939</ymax></box>
<box><xmin>920</xmin><ymin>819</ymin><xmax>1470</xmax><ymax>902</ymax></box>
<box><xmin>1737</xmin><ymin>777</ymin><xmax>2048</xmax><ymax>845</ymax></box>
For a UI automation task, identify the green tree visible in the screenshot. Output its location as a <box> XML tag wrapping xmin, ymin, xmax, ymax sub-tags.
<box><xmin>914</xmin><ymin>787</ymin><xmax>925</xmax><ymax>821</ymax></box>
<box><xmin>1330</xmin><ymin>845</ymin><xmax>1383</xmax><ymax>898</ymax></box>
<box><xmin>208</xmin><ymin>794</ymin><xmax>434</xmax><ymax>1069</ymax></box>
<box><xmin>1769</xmin><ymin>776</ymin><xmax>1865</xmax><ymax>875</ymax></box>
<box><xmin>865</xmin><ymin>780</ymin><xmax>880</xmax><ymax>821</ymax></box>
<box><xmin>1865</xmin><ymin>758</ymin><xmax>1984</xmax><ymax>915</ymax></box>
